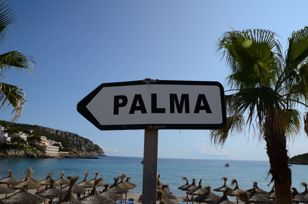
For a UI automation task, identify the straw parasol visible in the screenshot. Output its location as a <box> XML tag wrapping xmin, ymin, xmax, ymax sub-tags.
<box><xmin>178</xmin><ymin>177</ymin><xmax>189</xmax><ymax>191</ymax></box>
<box><xmin>161</xmin><ymin>185</ymin><xmax>177</xmax><ymax>200</ymax></box>
<box><xmin>79</xmin><ymin>178</ymin><xmax>115</xmax><ymax>204</ymax></box>
<box><xmin>0</xmin><ymin>170</ymin><xmax>20</xmax><ymax>187</ymax></box>
<box><xmin>186</xmin><ymin>179</ymin><xmax>201</xmax><ymax>204</ymax></box>
<box><xmin>230</xmin><ymin>179</ymin><xmax>249</xmax><ymax>204</ymax></box>
<box><xmin>300</xmin><ymin>182</ymin><xmax>308</xmax><ymax>195</ymax></box>
<box><xmin>99</xmin><ymin>184</ymin><xmax>122</xmax><ymax>202</ymax></box>
<box><xmin>292</xmin><ymin>184</ymin><xmax>308</xmax><ymax>203</ymax></box>
<box><xmin>55</xmin><ymin>171</ymin><xmax>70</xmax><ymax>189</ymax></box>
<box><xmin>38</xmin><ymin>171</ymin><xmax>53</xmax><ymax>187</ymax></box>
<box><xmin>214</xmin><ymin>177</ymin><xmax>230</xmax><ymax>193</ymax></box>
<box><xmin>203</xmin><ymin>186</ymin><xmax>220</xmax><ymax>204</ymax></box>
<box><xmin>36</xmin><ymin>178</ymin><xmax>66</xmax><ymax>202</ymax></box>
<box><xmin>79</xmin><ymin>192</ymin><xmax>115</xmax><ymax>204</ymax></box>
<box><xmin>12</xmin><ymin>175</ymin><xmax>40</xmax><ymax>190</ymax></box>
<box><xmin>1</xmin><ymin>186</ymin><xmax>47</xmax><ymax>204</ymax></box>
<box><xmin>88</xmin><ymin>172</ymin><xmax>103</xmax><ymax>186</ymax></box>
<box><xmin>77</xmin><ymin>171</ymin><xmax>93</xmax><ymax>189</ymax></box>
<box><xmin>157</xmin><ymin>189</ymin><xmax>177</xmax><ymax>204</ymax></box>
<box><xmin>109</xmin><ymin>178</ymin><xmax>127</xmax><ymax>195</ymax></box>
<box><xmin>246</xmin><ymin>182</ymin><xmax>267</xmax><ymax>195</ymax></box>
<box><xmin>20</xmin><ymin>168</ymin><xmax>38</xmax><ymax>183</ymax></box>
<box><xmin>218</xmin><ymin>188</ymin><xmax>235</xmax><ymax>204</ymax></box>
<box><xmin>249</xmin><ymin>193</ymin><xmax>274</xmax><ymax>203</ymax></box>
<box><xmin>61</xmin><ymin>176</ymin><xmax>80</xmax><ymax>203</ymax></box>
<box><xmin>0</xmin><ymin>183</ymin><xmax>15</xmax><ymax>198</ymax></box>
<box><xmin>117</xmin><ymin>175</ymin><xmax>135</xmax><ymax>190</ymax></box>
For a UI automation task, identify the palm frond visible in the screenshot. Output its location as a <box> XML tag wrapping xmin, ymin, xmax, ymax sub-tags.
<box><xmin>210</xmin><ymin>114</ymin><xmax>244</xmax><ymax>146</ymax></box>
<box><xmin>286</xmin><ymin>27</ymin><xmax>308</xmax><ymax>71</ymax></box>
<box><xmin>0</xmin><ymin>2</ymin><xmax>14</xmax><ymax>38</ymax></box>
<box><xmin>0</xmin><ymin>51</ymin><xmax>33</xmax><ymax>71</ymax></box>
<box><xmin>305</xmin><ymin>112</ymin><xmax>308</xmax><ymax>136</ymax></box>
<box><xmin>218</xmin><ymin>29</ymin><xmax>282</xmax><ymax>88</ymax></box>
<box><xmin>279</xmin><ymin>109</ymin><xmax>301</xmax><ymax>138</ymax></box>
<box><xmin>232</xmin><ymin>87</ymin><xmax>284</xmax><ymax>126</ymax></box>
<box><xmin>0</xmin><ymin>82</ymin><xmax>25</xmax><ymax>121</ymax></box>
<box><xmin>284</xmin><ymin>63</ymin><xmax>308</xmax><ymax>103</ymax></box>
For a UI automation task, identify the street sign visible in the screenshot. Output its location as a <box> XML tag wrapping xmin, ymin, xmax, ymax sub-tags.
<box><xmin>77</xmin><ymin>79</ymin><xmax>226</xmax><ymax>130</ymax></box>
<box><xmin>77</xmin><ymin>79</ymin><xmax>226</xmax><ymax>204</ymax></box>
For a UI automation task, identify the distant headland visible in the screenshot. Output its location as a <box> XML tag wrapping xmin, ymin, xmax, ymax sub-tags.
<box><xmin>0</xmin><ymin>120</ymin><xmax>104</xmax><ymax>158</ymax></box>
<box><xmin>289</xmin><ymin>153</ymin><xmax>308</xmax><ymax>165</ymax></box>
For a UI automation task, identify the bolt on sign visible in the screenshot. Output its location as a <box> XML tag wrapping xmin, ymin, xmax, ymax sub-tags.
<box><xmin>77</xmin><ymin>79</ymin><xmax>226</xmax><ymax>130</ymax></box>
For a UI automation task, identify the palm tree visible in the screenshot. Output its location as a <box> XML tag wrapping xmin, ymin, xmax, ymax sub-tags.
<box><xmin>212</xmin><ymin>28</ymin><xmax>308</xmax><ymax>204</ymax></box>
<box><xmin>0</xmin><ymin>2</ymin><xmax>32</xmax><ymax>120</ymax></box>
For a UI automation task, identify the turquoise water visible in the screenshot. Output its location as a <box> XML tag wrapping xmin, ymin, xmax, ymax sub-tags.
<box><xmin>0</xmin><ymin>156</ymin><xmax>307</xmax><ymax>195</ymax></box>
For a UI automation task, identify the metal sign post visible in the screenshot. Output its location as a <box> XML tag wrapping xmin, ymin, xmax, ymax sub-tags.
<box><xmin>142</xmin><ymin>128</ymin><xmax>158</xmax><ymax>204</ymax></box>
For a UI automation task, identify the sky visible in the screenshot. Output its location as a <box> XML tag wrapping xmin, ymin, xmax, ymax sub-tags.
<box><xmin>0</xmin><ymin>0</ymin><xmax>307</xmax><ymax>160</ymax></box>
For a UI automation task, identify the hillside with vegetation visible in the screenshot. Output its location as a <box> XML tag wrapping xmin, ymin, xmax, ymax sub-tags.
<box><xmin>289</xmin><ymin>153</ymin><xmax>308</xmax><ymax>165</ymax></box>
<box><xmin>0</xmin><ymin>120</ymin><xmax>104</xmax><ymax>158</ymax></box>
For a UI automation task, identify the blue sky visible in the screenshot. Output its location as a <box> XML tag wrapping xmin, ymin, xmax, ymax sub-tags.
<box><xmin>1</xmin><ymin>0</ymin><xmax>307</xmax><ymax>160</ymax></box>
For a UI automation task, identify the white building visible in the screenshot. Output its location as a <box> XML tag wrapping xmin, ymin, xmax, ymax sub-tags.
<box><xmin>40</xmin><ymin>136</ymin><xmax>60</xmax><ymax>157</ymax></box>
<box><xmin>11</xmin><ymin>131</ymin><xmax>28</xmax><ymax>141</ymax></box>
<box><xmin>0</xmin><ymin>126</ymin><xmax>9</xmax><ymax>143</ymax></box>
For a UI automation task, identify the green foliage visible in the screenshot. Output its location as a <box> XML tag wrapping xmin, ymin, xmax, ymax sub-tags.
<box><xmin>0</xmin><ymin>2</ymin><xmax>32</xmax><ymax>121</ymax></box>
<box><xmin>212</xmin><ymin>28</ymin><xmax>308</xmax><ymax>145</ymax></box>
<box><xmin>289</xmin><ymin>153</ymin><xmax>308</xmax><ymax>165</ymax></box>
<box><xmin>0</xmin><ymin>120</ymin><xmax>103</xmax><ymax>155</ymax></box>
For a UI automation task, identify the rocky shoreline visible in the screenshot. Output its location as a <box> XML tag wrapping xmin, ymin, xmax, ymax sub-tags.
<box><xmin>0</xmin><ymin>120</ymin><xmax>105</xmax><ymax>159</ymax></box>
<box><xmin>0</xmin><ymin>149</ymin><xmax>104</xmax><ymax>159</ymax></box>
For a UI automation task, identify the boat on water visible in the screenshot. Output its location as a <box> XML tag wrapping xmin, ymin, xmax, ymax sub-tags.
<box><xmin>224</xmin><ymin>163</ymin><xmax>230</xmax><ymax>167</ymax></box>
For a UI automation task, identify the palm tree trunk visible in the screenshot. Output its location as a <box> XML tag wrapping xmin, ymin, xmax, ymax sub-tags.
<box><xmin>264</xmin><ymin>109</ymin><xmax>292</xmax><ymax>204</ymax></box>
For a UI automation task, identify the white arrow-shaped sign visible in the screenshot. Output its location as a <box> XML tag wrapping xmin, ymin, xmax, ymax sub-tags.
<box><xmin>77</xmin><ymin>79</ymin><xmax>226</xmax><ymax>130</ymax></box>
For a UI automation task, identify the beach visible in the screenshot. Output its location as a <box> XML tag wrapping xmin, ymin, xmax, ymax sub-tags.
<box><xmin>0</xmin><ymin>156</ymin><xmax>307</xmax><ymax>203</ymax></box>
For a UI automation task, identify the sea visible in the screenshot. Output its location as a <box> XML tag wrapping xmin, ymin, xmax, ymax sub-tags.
<box><xmin>0</xmin><ymin>156</ymin><xmax>307</xmax><ymax>195</ymax></box>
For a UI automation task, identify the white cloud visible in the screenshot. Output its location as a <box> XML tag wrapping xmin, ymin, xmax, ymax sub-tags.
<box><xmin>102</xmin><ymin>146</ymin><xmax>119</xmax><ymax>155</ymax></box>
<box><xmin>195</xmin><ymin>137</ymin><xmax>241</xmax><ymax>159</ymax></box>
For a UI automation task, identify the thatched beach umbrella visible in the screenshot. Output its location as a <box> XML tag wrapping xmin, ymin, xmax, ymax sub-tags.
<box><xmin>246</xmin><ymin>182</ymin><xmax>267</xmax><ymax>195</ymax></box>
<box><xmin>178</xmin><ymin>177</ymin><xmax>189</xmax><ymax>191</ymax></box>
<box><xmin>55</xmin><ymin>171</ymin><xmax>70</xmax><ymax>188</ymax></box>
<box><xmin>36</xmin><ymin>178</ymin><xmax>66</xmax><ymax>203</ymax></box>
<box><xmin>20</xmin><ymin>168</ymin><xmax>38</xmax><ymax>183</ymax></box>
<box><xmin>80</xmin><ymin>192</ymin><xmax>115</xmax><ymax>204</ymax></box>
<box><xmin>203</xmin><ymin>186</ymin><xmax>220</xmax><ymax>204</ymax></box>
<box><xmin>191</xmin><ymin>185</ymin><xmax>209</xmax><ymax>204</ymax></box>
<box><xmin>0</xmin><ymin>184</ymin><xmax>15</xmax><ymax>198</ymax></box>
<box><xmin>0</xmin><ymin>170</ymin><xmax>20</xmax><ymax>187</ymax></box>
<box><xmin>88</xmin><ymin>172</ymin><xmax>103</xmax><ymax>187</ymax></box>
<box><xmin>117</xmin><ymin>175</ymin><xmax>136</xmax><ymax>190</ymax></box>
<box><xmin>214</xmin><ymin>177</ymin><xmax>230</xmax><ymax>193</ymax></box>
<box><xmin>79</xmin><ymin>178</ymin><xmax>115</xmax><ymax>204</ymax></box>
<box><xmin>72</xmin><ymin>185</ymin><xmax>86</xmax><ymax>198</ymax></box>
<box><xmin>230</xmin><ymin>179</ymin><xmax>250</xmax><ymax>204</ymax></box>
<box><xmin>161</xmin><ymin>185</ymin><xmax>177</xmax><ymax>201</ymax></box>
<box><xmin>190</xmin><ymin>179</ymin><xmax>206</xmax><ymax>196</ymax></box>
<box><xmin>157</xmin><ymin>189</ymin><xmax>177</xmax><ymax>204</ymax></box>
<box><xmin>300</xmin><ymin>182</ymin><xmax>308</xmax><ymax>195</ymax></box>
<box><xmin>249</xmin><ymin>193</ymin><xmax>274</xmax><ymax>203</ymax></box>
<box><xmin>38</xmin><ymin>171</ymin><xmax>53</xmax><ymax>187</ymax></box>
<box><xmin>99</xmin><ymin>184</ymin><xmax>122</xmax><ymax>202</ymax></box>
<box><xmin>218</xmin><ymin>188</ymin><xmax>235</xmax><ymax>204</ymax></box>
<box><xmin>1</xmin><ymin>187</ymin><xmax>47</xmax><ymax>204</ymax></box>
<box><xmin>12</xmin><ymin>176</ymin><xmax>40</xmax><ymax>190</ymax></box>
<box><xmin>292</xmin><ymin>187</ymin><xmax>308</xmax><ymax>203</ymax></box>
<box><xmin>109</xmin><ymin>178</ymin><xmax>127</xmax><ymax>195</ymax></box>
<box><xmin>60</xmin><ymin>176</ymin><xmax>80</xmax><ymax>204</ymax></box>
<box><xmin>77</xmin><ymin>171</ymin><xmax>93</xmax><ymax>189</ymax></box>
